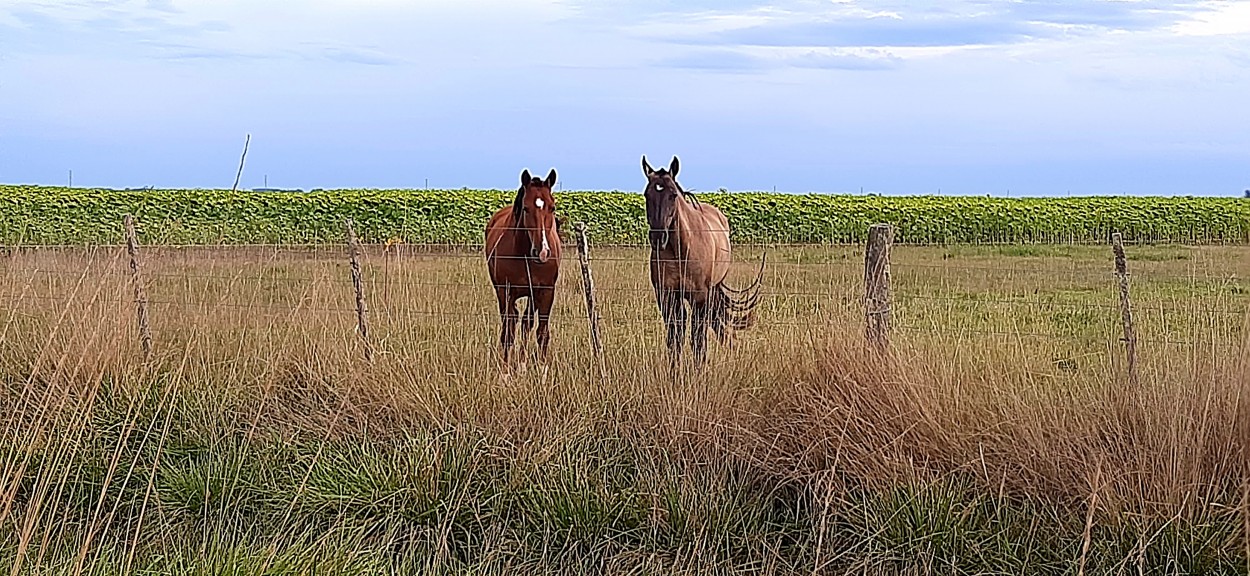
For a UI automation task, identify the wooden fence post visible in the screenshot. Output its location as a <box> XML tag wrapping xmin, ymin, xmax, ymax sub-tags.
<box><xmin>574</xmin><ymin>222</ymin><xmax>606</xmax><ymax>378</ymax></box>
<box><xmin>864</xmin><ymin>223</ymin><xmax>893</xmax><ymax>352</ymax></box>
<box><xmin>123</xmin><ymin>215</ymin><xmax>153</xmax><ymax>364</ymax></box>
<box><xmin>1111</xmin><ymin>232</ymin><xmax>1138</xmax><ymax>388</ymax></box>
<box><xmin>345</xmin><ymin>219</ymin><xmax>373</xmax><ymax>362</ymax></box>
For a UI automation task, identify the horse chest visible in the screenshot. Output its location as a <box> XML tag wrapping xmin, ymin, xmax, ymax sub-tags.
<box><xmin>650</xmin><ymin>252</ymin><xmax>713</xmax><ymax>293</ymax></box>
<box><xmin>490</xmin><ymin>256</ymin><xmax>559</xmax><ymax>285</ymax></box>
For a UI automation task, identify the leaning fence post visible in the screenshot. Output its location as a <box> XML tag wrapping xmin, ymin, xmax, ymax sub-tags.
<box><xmin>123</xmin><ymin>215</ymin><xmax>153</xmax><ymax>364</ymax></box>
<box><xmin>1111</xmin><ymin>232</ymin><xmax>1138</xmax><ymax>388</ymax></box>
<box><xmin>864</xmin><ymin>223</ymin><xmax>893</xmax><ymax>352</ymax></box>
<box><xmin>574</xmin><ymin>222</ymin><xmax>606</xmax><ymax>378</ymax></box>
<box><xmin>345</xmin><ymin>219</ymin><xmax>373</xmax><ymax>362</ymax></box>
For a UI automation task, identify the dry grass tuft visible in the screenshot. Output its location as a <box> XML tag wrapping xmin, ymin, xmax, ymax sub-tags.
<box><xmin>2</xmin><ymin>242</ymin><xmax>1249</xmax><ymax>573</ymax></box>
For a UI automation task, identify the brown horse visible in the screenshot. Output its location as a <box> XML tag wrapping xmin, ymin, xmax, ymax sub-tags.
<box><xmin>485</xmin><ymin>168</ymin><xmax>562</xmax><ymax>369</ymax></box>
<box><xmin>642</xmin><ymin>155</ymin><xmax>765</xmax><ymax>369</ymax></box>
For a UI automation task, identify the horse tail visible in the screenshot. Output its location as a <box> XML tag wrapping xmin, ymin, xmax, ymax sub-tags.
<box><xmin>709</xmin><ymin>251</ymin><xmax>766</xmax><ymax>339</ymax></box>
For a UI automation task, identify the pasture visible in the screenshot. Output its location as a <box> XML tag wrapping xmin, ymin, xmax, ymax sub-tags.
<box><xmin>2</xmin><ymin>236</ymin><xmax>1247</xmax><ymax>574</ymax></box>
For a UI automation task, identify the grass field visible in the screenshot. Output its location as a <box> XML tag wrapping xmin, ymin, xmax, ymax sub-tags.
<box><xmin>2</xmin><ymin>241</ymin><xmax>1248</xmax><ymax>574</ymax></box>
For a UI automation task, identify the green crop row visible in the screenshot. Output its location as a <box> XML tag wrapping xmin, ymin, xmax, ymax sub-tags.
<box><xmin>2</xmin><ymin>185</ymin><xmax>1249</xmax><ymax>246</ymax></box>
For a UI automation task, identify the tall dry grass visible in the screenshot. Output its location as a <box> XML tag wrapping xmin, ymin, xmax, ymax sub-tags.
<box><xmin>1</xmin><ymin>242</ymin><xmax>1248</xmax><ymax>574</ymax></box>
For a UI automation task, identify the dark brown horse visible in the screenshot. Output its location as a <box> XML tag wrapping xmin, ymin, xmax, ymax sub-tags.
<box><xmin>642</xmin><ymin>155</ymin><xmax>765</xmax><ymax>369</ymax></box>
<box><xmin>485</xmin><ymin>168</ymin><xmax>562</xmax><ymax>369</ymax></box>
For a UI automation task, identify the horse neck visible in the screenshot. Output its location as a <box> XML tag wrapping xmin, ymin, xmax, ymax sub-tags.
<box><xmin>669</xmin><ymin>196</ymin><xmax>699</xmax><ymax>255</ymax></box>
<box><xmin>506</xmin><ymin>211</ymin><xmax>533</xmax><ymax>253</ymax></box>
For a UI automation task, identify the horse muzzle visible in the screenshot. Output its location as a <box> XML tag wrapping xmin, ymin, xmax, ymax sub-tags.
<box><xmin>648</xmin><ymin>229</ymin><xmax>671</xmax><ymax>250</ymax></box>
<box><xmin>532</xmin><ymin>231</ymin><xmax>552</xmax><ymax>263</ymax></box>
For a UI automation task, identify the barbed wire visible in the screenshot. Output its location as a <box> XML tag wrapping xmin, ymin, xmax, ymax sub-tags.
<box><xmin>8</xmin><ymin>239</ymin><xmax>1242</xmax><ymax>258</ymax></box>
<box><xmin>8</xmin><ymin>263</ymin><xmax>1245</xmax><ymax>291</ymax></box>
<box><xmin>893</xmin><ymin>323</ymin><xmax>1243</xmax><ymax>349</ymax></box>
<box><xmin>8</xmin><ymin>279</ymin><xmax>1249</xmax><ymax>315</ymax></box>
<box><xmin>5</xmin><ymin>295</ymin><xmax>1237</xmax><ymax>351</ymax></box>
<box><xmin>11</xmin><ymin>284</ymin><xmax>1233</xmax><ymax>311</ymax></box>
<box><xmin>5</xmin><ymin>231</ymin><xmax>1244</xmax><ymax>251</ymax></box>
<box><xmin>7</xmin><ymin>290</ymin><xmax>1249</xmax><ymax>332</ymax></box>
<box><xmin>6</xmin><ymin>242</ymin><xmax>1250</xmax><ymax>353</ymax></box>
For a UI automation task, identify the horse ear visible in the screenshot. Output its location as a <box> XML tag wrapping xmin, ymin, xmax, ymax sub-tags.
<box><xmin>520</xmin><ymin>169</ymin><xmax>531</xmax><ymax>188</ymax></box>
<box><xmin>669</xmin><ymin>156</ymin><xmax>680</xmax><ymax>179</ymax></box>
<box><xmin>642</xmin><ymin>155</ymin><xmax>654</xmax><ymax>177</ymax></box>
<box><xmin>545</xmin><ymin>168</ymin><xmax>557</xmax><ymax>189</ymax></box>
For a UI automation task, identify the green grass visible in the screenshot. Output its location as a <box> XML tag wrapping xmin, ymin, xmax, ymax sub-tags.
<box><xmin>5</xmin><ymin>426</ymin><xmax>1242</xmax><ymax>574</ymax></box>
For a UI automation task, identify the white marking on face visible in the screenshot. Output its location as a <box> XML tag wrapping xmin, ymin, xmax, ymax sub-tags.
<box><xmin>535</xmin><ymin>198</ymin><xmax>545</xmax><ymax>209</ymax></box>
<box><xmin>655</xmin><ymin>185</ymin><xmax>664</xmax><ymax>191</ymax></box>
<box><xmin>541</xmin><ymin>230</ymin><xmax>550</xmax><ymax>253</ymax></box>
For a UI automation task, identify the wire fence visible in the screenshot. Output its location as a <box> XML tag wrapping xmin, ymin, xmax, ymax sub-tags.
<box><xmin>3</xmin><ymin>220</ymin><xmax>1249</xmax><ymax>373</ymax></box>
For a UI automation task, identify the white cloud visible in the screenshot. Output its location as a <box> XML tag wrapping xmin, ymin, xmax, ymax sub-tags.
<box><xmin>1172</xmin><ymin>1</ymin><xmax>1250</xmax><ymax>35</ymax></box>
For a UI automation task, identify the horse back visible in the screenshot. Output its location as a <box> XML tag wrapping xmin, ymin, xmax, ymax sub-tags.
<box><xmin>690</xmin><ymin>202</ymin><xmax>733</xmax><ymax>282</ymax></box>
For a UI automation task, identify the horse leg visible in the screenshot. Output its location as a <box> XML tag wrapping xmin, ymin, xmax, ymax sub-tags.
<box><xmin>708</xmin><ymin>286</ymin><xmax>733</xmax><ymax>349</ymax></box>
<box><xmin>512</xmin><ymin>297</ymin><xmax>534</xmax><ymax>376</ymax></box>
<box><xmin>518</xmin><ymin>296</ymin><xmax>537</xmax><ymax>365</ymax></box>
<box><xmin>690</xmin><ymin>296</ymin><xmax>709</xmax><ymax>368</ymax></box>
<box><xmin>497</xmin><ymin>287</ymin><xmax>519</xmax><ymax>367</ymax></box>
<box><xmin>533</xmin><ymin>286</ymin><xmax>555</xmax><ymax>364</ymax></box>
<box><xmin>659</xmin><ymin>290</ymin><xmax>686</xmax><ymax>371</ymax></box>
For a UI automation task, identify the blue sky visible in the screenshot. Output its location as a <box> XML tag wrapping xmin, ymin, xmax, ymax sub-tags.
<box><xmin>1</xmin><ymin>0</ymin><xmax>1247</xmax><ymax>196</ymax></box>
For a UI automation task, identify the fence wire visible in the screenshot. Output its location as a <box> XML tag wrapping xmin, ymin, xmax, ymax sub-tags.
<box><xmin>4</xmin><ymin>240</ymin><xmax>1250</xmax><ymax>360</ymax></box>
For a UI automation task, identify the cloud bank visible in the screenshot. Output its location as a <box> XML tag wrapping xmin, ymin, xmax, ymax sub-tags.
<box><xmin>0</xmin><ymin>0</ymin><xmax>1246</xmax><ymax>195</ymax></box>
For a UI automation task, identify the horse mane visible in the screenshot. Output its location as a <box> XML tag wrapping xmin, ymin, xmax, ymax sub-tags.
<box><xmin>676</xmin><ymin>180</ymin><xmax>700</xmax><ymax>208</ymax></box>
<box><xmin>655</xmin><ymin>169</ymin><xmax>700</xmax><ymax>208</ymax></box>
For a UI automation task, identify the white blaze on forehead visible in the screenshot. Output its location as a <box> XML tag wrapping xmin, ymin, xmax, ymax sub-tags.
<box><xmin>535</xmin><ymin>198</ymin><xmax>544</xmax><ymax>208</ymax></box>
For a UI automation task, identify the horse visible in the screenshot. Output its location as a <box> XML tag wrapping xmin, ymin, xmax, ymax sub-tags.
<box><xmin>641</xmin><ymin>155</ymin><xmax>765</xmax><ymax>369</ymax></box>
<box><xmin>484</xmin><ymin>168</ymin><xmax>562</xmax><ymax>371</ymax></box>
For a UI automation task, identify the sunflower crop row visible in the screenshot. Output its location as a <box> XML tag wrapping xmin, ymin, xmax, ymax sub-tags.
<box><xmin>2</xmin><ymin>185</ymin><xmax>1246</xmax><ymax>246</ymax></box>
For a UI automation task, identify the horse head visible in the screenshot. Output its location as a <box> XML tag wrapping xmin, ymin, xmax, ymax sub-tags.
<box><xmin>513</xmin><ymin>168</ymin><xmax>558</xmax><ymax>263</ymax></box>
<box><xmin>642</xmin><ymin>155</ymin><xmax>689</xmax><ymax>250</ymax></box>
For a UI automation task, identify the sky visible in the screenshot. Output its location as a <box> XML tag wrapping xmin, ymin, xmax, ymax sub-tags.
<box><xmin>0</xmin><ymin>0</ymin><xmax>1248</xmax><ymax>196</ymax></box>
